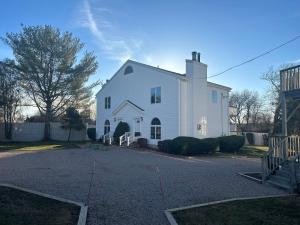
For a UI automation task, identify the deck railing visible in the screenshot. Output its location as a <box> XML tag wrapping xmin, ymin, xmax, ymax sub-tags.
<box><xmin>280</xmin><ymin>65</ymin><xmax>300</xmax><ymax>92</ymax></box>
<box><xmin>262</xmin><ymin>136</ymin><xmax>300</xmax><ymax>181</ymax></box>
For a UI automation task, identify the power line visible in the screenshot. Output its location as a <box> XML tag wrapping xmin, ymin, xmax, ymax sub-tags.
<box><xmin>207</xmin><ymin>34</ymin><xmax>300</xmax><ymax>78</ymax></box>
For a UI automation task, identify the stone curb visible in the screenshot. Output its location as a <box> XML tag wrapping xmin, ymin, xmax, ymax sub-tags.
<box><xmin>164</xmin><ymin>194</ymin><xmax>295</xmax><ymax>225</ymax></box>
<box><xmin>238</xmin><ymin>172</ymin><xmax>262</xmax><ymax>183</ymax></box>
<box><xmin>0</xmin><ymin>183</ymin><xmax>88</xmax><ymax>225</ymax></box>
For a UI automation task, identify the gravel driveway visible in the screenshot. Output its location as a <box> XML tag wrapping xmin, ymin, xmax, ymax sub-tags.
<box><xmin>0</xmin><ymin>146</ymin><xmax>285</xmax><ymax>225</ymax></box>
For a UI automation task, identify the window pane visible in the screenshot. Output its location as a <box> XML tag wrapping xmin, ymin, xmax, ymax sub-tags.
<box><xmin>150</xmin><ymin>127</ymin><xmax>155</xmax><ymax>139</ymax></box>
<box><xmin>212</xmin><ymin>90</ymin><xmax>218</xmax><ymax>103</ymax></box>
<box><xmin>108</xmin><ymin>97</ymin><xmax>111</xmax><ymax>108</ymax></box>
<box><xmin>151</xmin><ymin>88</ymin><xmax>155</xmax><ymax>104</ymax></box>
<box><xmin>156</xmin><ymin>87</ymin><xmax>161</xmax><ymax>103</ymax></box>
<box><xmin>156</xmin><ymin>127</ymin><xmax>161</xmax><ymax>139</ymax></box>
<box><xmin>105</xmin><ymin>97</ymin><xmax>107</xmax><ymax>109</ymax></box>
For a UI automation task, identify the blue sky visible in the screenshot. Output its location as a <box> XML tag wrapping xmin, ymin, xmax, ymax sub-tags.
<box><xmin>1</xmin><ymin>0</ymin><xmax>300</xmax><ymax>97</ymax></box>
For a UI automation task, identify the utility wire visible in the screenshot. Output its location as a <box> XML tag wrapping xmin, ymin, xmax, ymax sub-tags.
<box><xmin>207</xmin><ymin>35</ymin><xmax>300</xmax><ymax>78</ymax></box>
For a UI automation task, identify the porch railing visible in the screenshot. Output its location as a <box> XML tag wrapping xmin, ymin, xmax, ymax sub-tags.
<box><xmin>103</xmin><ymin>132</ymin><xmax>112</xmax><ymax>145</ymax></box>
<box><xmin>280</xmin><ymin>65</ymin><xmax>300</xmax><ymax>92</ymax></box>
<box><xmin>119</xmin><ymin>132</ymin><xmax>132</xmax><ymax>146</ymax></box>
<box><xmin>262</xmin><ymin>136</ymin><xmax>300</xmax><ymax>181</ymax></box>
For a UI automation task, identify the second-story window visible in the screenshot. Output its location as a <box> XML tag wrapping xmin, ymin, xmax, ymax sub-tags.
<box><xmin>151</xmin><ymin>87</ymin><xmax>161</xmax><ymax>104</ymax></box>
<box><xmin>105</xmin><ymin>97</ymin><xmax>111</xmax><ymax>109</ymax></box>
<box><xmin>212</xmin><ymin>90</ymin><xmax>218</xmax><ymax>103</ymax></box>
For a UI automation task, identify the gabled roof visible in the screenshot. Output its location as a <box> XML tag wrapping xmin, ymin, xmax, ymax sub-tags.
<box><xmin>112</xmin><ymin>100</ymin><xmax>144</xmax><ymax>116</ymax></box>
<box><xmin>96</xmin><ymin>60</ymin><xmax>187</xmax><ymax>96</ymax></box>
<box><xmin>96</xmin><ymin>59</ymin><xmax>231</xmax><ymax>96</ymax></box>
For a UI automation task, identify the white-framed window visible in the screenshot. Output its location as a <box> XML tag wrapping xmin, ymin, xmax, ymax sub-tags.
<box><xmin>105</xmin><ymin>97</ymin><xmax>111</xmax><ymax>109</ymax></box>
<box><xmin>104</xmin><ymin>120</ymin><xmax>110</xmax><ymax>134</ymax></box>
<box><xmin>212</xmin><ymin>90</ymin><xmax>218</xmax><ymax>103</ymax></box>
<box><xmin>150</xmin><ymin>117</ymin><xmax>161</xmax><ymax>139</ymax></box>
<box><xmin>151</xmin><ymin>87</ymin><xmax>161</xmax><ymax>104</ymax></box>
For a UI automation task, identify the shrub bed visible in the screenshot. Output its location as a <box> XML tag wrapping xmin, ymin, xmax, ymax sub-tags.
<box><xmin>219</xmin><ymin>135</ymin><xmax>245</xmax><ymax>152</ymax></box>
<box><xmin>113</xmin><ymin>122</ymin><xmax>130</xmax><ymax>143</ymax></box>
<box><xmin>158</xmin><ymin>136</ymin><xmax>218</xmax><ymax>155</ymax></box>
<box><xmin>137</xmin><ymin>138</ymin><xmax>148</xmax><ymax>148</ymax></box>
<box><xmin>158</xmin><ymin>139</ymin><xmax>173</xmax><ymax>153</ymax></box>
<box><xmin>87</xmin><ymin>128</ymin><xmax>96</xmax><ymax>140</ymax></box>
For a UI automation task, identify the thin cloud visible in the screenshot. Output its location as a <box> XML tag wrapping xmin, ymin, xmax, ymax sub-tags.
<box><xmin>78</xmin><ymin>0</ymin><xmax>142</xmax><ymax>63</ymax></box>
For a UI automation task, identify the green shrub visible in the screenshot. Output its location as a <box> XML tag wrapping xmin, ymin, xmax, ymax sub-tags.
<box><xmin>87</xmin><ymin>128</ymin><xmax>96</xmax><ymax>140</ymax></box>
<box><xmin>137</xmin><ymin>138</ymin><xmax>148</xmax><ymax>148</ymax></box>
<box><xmin>219</xmin><ymin>135</ymin><xmax>245</xmax><ymax>152</ymax></box>
<box><xmin>246</xmin><ymin>133</ymin><xmax>254</xmax><ymax>145</ymax></box>
<box><xmin>181</xmin><ymin>137</ymin><xmax>219</xmax><ymax>155</ymax></box>
<box><xmin>113</xmin><ymin>122</ymin><xmax>130</xmax><ymax>143</ymax></box>
<box><xmin>167</xmin><ymin>136</ymin><xmax>219</xmax><ymax>155</ymax></box>
<box><xmin>157</xmin><ymin>139</ymin><xmax>173</xmax><ymax>153</ymax></box>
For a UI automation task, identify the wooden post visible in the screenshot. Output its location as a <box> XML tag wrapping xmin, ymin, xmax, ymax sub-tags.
<box><xmin>281</xmin><ymin>93</ymin><xmax>288</xmax><ymax>160</ymax></box>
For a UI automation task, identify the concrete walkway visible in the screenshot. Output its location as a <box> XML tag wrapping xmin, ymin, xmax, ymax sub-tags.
<box><xmin>0</xmin><ymin>147</ymin><xmax>285</xmax><ymax>225</ymax></box>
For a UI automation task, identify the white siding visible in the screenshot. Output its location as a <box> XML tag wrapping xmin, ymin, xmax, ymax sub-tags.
<box><xmin>96</xmin><ymin>62</ymin><xmax>180</xmax><ymax>145</ymax></box>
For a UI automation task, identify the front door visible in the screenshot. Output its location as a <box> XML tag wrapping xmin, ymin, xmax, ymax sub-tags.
<box><xmin>134</xmin><ymin>117</ymin><xmax>142</xmax><ymax>137</ymax></box>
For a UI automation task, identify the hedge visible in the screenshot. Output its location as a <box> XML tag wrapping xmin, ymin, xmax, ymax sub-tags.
<box><xmin>113</xmin><ymin>122</ymin><xmax>130</xmax><ymax>143</ymax></box>
<box><xmin>219</xmin><ymin>135</ymin><xmax>245</xmax><ymax>152</ymax></box>
<box><xmin>158</xmin><ymin>139</ymin><xmax>173</xmax><ymax>153</ymax></box>
<box><xmin>87</xmin><ymin>128</ymin><xmax>96</xmax><ymax>140</ymax></box>
<box><xmin>158</xmin><ymin>136</ymin><xmax>218</xmax><ymax>155</ymax></box>
<box><xmin>137</xmin><ymin>138</ymin><xmax>148</xmax><ymax>148</ymax></box>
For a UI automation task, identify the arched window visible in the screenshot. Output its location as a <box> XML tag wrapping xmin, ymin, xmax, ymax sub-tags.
<box><xmin>124</xmin><ymin>66</ymin><xmax>133</xmax><ymax>75</ymax></box>
<box><xmin>150</xmin><ymin>118</ymin><xmax>161</xmax><ymax>139</ymax></box>
<box><xmin>104</xmin><ymin>120</ymin><xmax>110</xmax><ymax>134</ymax></box>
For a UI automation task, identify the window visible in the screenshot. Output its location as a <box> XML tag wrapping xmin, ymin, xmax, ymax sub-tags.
<box><xmin>151</xmin><ymin>87</ymin><xmax>161</xmax><ymax>104</ymax></box>
<box><xmin>105</xmin><ymin>97</ymin><xmax>111</xmax><ymax>109</ymax></box>
<box><xmin>150</xmin><ymin>117</ymin><xmax>161</xmax><ymax>139</ymax></box>
<box><xmin>124</xmin><ymin>66</ymin><xmax>133</xmax><ymax>75</ymax></box>
<box><xmin>212</xmin><ymin>90</ymin><xmax>218</xmax><ymax>103</ymax></box>
<box><xmin>104</xmin><ymin>120</ymin><xmax>110</xmax><ymax>134</ymax></box>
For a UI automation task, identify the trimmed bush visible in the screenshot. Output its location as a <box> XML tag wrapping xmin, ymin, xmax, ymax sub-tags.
<box><xmin>158</xmin><ymin>139</ymin><xmax>173</xmax><ymax>153</ymax></box>
<box><xmin>246</xmin><ymin>132</ymin><xmax>254</xmax><ymax>145</ymax></box>
<box><xmin>87</xmin><ymin>128</ymin><xmax>96</xmax><ymax>140</ymax></box>
<box><xmin>180</xmin><ymin>137</ymin><xmax>219</xmax><ymax>155</ymax></box>
<box><xmin>166</xmin><ymin>136</ymin><xmax>219</xmax><ymax>155</ymax></box>
<box><xmin>137</xmin><ymin>138</ymin><xmax>148</xmax><ymax>148</ymax></box>
<box><xmin>219</xmin><ymin>135</ymin><xmax>245</xmax><ymax>152</ymax></box>
<box><xmin>113</xmin><ymin>122</ymin><xmax>130</xmax><ymax>143</ymax></box>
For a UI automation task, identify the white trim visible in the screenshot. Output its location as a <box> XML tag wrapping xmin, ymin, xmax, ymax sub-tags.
<box><xmin>112</xmin><ymin>100</ymin><xmax>144</xmax><ymax>116</ymax></box>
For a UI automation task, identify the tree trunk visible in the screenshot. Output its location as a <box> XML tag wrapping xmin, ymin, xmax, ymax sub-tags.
<box><xmin>44</xmin><ymin>104</ymin><xmax>52</xmax><ymax>141</ymax></box>
<box><xmin>67</xmin><ymin>127</ymin><xmax>72</xmax><ymax>142</ymax></box>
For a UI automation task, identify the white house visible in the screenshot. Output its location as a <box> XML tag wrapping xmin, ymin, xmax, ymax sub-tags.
<box><xmin>96</xmin><ymin>52</ymin><xmax>231</xmax><ymax>145</ymax></box>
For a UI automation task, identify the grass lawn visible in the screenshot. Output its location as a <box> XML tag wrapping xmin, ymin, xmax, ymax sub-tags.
<box><xmin>0</xmin><ymin>186</ymin><xmax>80</xmax><ymax>225</ymax></box>
<box><xmin>231</xmin><ymin>145</ymin><xmax>268</xmax><ymax>157</ymax></box>
<box><xmin>0</xmin><ymin>141</ymin><xmax>83</xmax><ymax>151</ymax></box>
<box><xmin>172</xmin><ymin>196</ymin><xmax>300</xmax><ymax>225</ymax></box>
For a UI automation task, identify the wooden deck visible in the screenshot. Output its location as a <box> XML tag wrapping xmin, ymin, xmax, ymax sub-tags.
<box><xmin>280</xmin><ymin>65</ymin><xmax>300</xmax><ymax>92</ymax></box>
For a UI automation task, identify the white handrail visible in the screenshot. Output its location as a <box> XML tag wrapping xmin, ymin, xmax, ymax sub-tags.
<box><xmin>120</xmin><ymin>132</ymin><xmax>133</xmax><ymax>146</ymax></box>
<box><xmin>103</xmin><ymin>132</ymin><xmax>112</xmax><ymax>145</ymax></box>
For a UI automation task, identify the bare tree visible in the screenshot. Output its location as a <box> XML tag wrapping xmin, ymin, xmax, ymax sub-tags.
<box><xmin>261</xmin><ymin>64</ymin><xmax>299</xmax><ymax>134</ymax></box>
<box><xmin>0</xmin><ymin>60</ymin><xmax>22</xmax><ymax>139</ymax></box>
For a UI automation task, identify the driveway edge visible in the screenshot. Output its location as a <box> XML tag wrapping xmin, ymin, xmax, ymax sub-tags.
<box><xmin>0</xmin><ymin>183</ymin><xmax>88</xmax><ymax>225</ymax></box>
<box><xmin>164</xmin><ymin>194</ymin><xmax>294</xmax><ymax>225</ymax></box>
